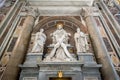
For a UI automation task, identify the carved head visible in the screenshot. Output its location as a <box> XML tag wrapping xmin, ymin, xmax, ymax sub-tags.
<box><xmin>56</xmin><ymin>23</ymin><xmax>63</xmax><ymax>30</ymax></box>
<box><xmin>40</xmin><ymin>29</ymin><xmax>44</xmax><ymax>32</ymax></box>
<box><xmin>77</xmin><ymin>28</ymin><xmax>80</xmax><ymax>32</ymax></box>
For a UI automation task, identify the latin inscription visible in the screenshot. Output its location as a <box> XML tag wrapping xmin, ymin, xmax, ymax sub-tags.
<box><xmin>47</xmin><ymin>65</ymin><xmax>72</xmax><ymax>70</ymax></box>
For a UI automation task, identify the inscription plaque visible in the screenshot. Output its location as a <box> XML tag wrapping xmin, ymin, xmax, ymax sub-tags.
<box><xmin>23</xmin><ymin>77</ymin><xmax>37</xmax><ymax>80</ymax></box>
<box><xmin>84</xmin><ymin>77</ymin><xmax>98</xmax><ymax>80</ymax></box>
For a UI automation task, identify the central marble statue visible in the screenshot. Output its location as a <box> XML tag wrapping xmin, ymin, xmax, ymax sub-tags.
<box><xmin>44</xmin><ymin>24</ymin><xmax>75</xmax><ymax>62</ymax></box>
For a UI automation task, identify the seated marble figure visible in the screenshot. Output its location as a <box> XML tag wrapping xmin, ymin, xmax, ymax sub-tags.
<box><xmin>44</xmin><ymin>24</ymin><xmax>76</xmax><ymax>62</ymax></box>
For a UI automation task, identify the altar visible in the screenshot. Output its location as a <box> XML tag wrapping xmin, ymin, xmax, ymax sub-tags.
<box><xmin>38</xmin><ymin>62</ymin><xmax>83</xmax><ymax>80</ymax></box>
<box><xmin>19</xmin><ymin>23</ymin><xmax>102</xmax><ymax>80</ymax></box>
<box><xmin>19</xmin><ymin>52</ymin><xmax>101</xmax><ymax>80</ymax></box>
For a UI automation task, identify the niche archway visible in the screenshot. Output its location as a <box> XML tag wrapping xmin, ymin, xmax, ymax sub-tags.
<box><xmin>32</xmin><ymin>16</ymin><xmax>88</xmax><ymax>54</ymax></box>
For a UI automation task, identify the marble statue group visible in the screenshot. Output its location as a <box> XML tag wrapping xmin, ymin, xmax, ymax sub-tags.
<box><xmin>44</xmin><ymin>24</ymin><xmax>75</xmax><ymax>61</ymax></box>
<box><xmin>32</xmin><ymin>24</ymin><xmax>89</xmax><ymax>62</ymax></box>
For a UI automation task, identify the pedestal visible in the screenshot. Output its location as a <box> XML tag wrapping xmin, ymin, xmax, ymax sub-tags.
<box><xmin>38</xmin><ymin>62</ymin><xmax>83</xmax><ymax>80</ymax></box>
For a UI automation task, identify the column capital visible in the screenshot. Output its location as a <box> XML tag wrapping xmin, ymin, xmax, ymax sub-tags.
<box><xmin>25</xmin><ymin>6</ymin><xmax>39</xmax><ymax>19</ymax></box>
<box><xmin>82</xmin><ymin>7</ymin><xmax>100</xmax><ymax>18</ymax></box>
<box><xmin>82</xmin><ymin>7</ymin><xmax>93</xmax><ymax>18</ymax></box>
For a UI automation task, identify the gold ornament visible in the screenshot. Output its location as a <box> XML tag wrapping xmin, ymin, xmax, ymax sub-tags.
<box><xmin>56</xmin><ymin>23</ymin><xmax>63</xmax><ymax>28</ymax></box>
<box><xmin>58</xmin><ymin>71</ymin><xmax>63</xmax><ymax>78</ymax></box>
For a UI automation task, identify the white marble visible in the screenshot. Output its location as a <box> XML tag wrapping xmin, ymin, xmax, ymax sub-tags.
<box><xmin>21</xmin><ymin>6</ymin><xmax>99</xmax><ymax>16</ymax></box>
<box><xmin>74</xmin><ymin>28</ymin><xmax>89</xmax><ymax>53</ymax></box>
<box><xmin>31</xmin><ymin>29</ymin><xmax>46</xmax><ymax>53</ymax></box>
<box><xmin>27</xmin><ymin>0</ymin><xmax>94</xmax><ymax>6</ymax></box>
<box><xmin>107</xmin><ymin>0</ymin><xmax>114</xmax><ymax>7</ymax></box>
<box><xmin>44</xmin><ymin>24</ymin><xmax>75</xmax><ymax>62</ymax></box>
<box><xmin>25</xmin><ymin>6</ymin><xmax>39</xmax><ymax>18</ymax></box>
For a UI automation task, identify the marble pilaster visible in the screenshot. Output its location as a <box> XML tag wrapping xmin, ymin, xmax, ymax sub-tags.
<box><xmin>85</xmin><ymin>11</ymin><xmax>119</xmax><ymax>80</ymax></box>
<box><xmin>2</xmin><ymin>8</ymin><xmax>38</xmax><ymax>80</ymax></box>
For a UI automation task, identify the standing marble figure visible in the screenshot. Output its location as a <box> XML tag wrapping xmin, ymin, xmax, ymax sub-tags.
<box><xmin>74</xmin><ymin>28</ymin><xmax>89</xmax><ymax>53</ymax></box>
<box><xmin>31</xmin><ymin>29</ymin><xmax>46</xmax><ymax>53</ymax></box>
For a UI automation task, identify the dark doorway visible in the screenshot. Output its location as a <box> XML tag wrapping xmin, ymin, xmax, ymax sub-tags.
<box><xmin>49</xmin><ymin>77</ymin><xmax>72</xmax><ymax>80</ymax></box>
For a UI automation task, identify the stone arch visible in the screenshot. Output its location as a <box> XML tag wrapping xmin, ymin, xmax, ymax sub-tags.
<box><xmin>33</xmin><ymin>16</ymin><xmax>87</xmax><ymax>33</ymax></box>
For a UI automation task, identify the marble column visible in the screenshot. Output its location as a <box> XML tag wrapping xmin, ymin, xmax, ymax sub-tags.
<box><xmin>84</xmin><ymin>8</ymin><xmax>119</xmax><ymax>80</ymax></box>
<box><xmin>2</xmin><ymin>7</ymin><xmax>38</xmax><ymax>80</ymax></box>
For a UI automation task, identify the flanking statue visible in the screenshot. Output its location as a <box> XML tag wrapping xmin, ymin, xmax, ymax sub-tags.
<box><xmin>44</xmin><ymin>24</ymin><xmax>75</xmax><ymax>62</ymax></box>
<box><xmin>74</xmin><ymin>28</ymin><xmax>89</xmax><ymax>53</ymax></box>
<box><xmin>31</xmin><ymin>29</ymin><xmax>46</xmax><ymax>53</ymax></box>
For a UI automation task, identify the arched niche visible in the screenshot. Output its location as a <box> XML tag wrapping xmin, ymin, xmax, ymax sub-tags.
<box><xmin>33</xmin><ymin>16</ymin><xmax>87</xmax><ymax>33</ymax></box>
<box><xmin>31</xmin><ymin>16</ymin><xmax>89</xmax><ymax>53</ymax></box>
